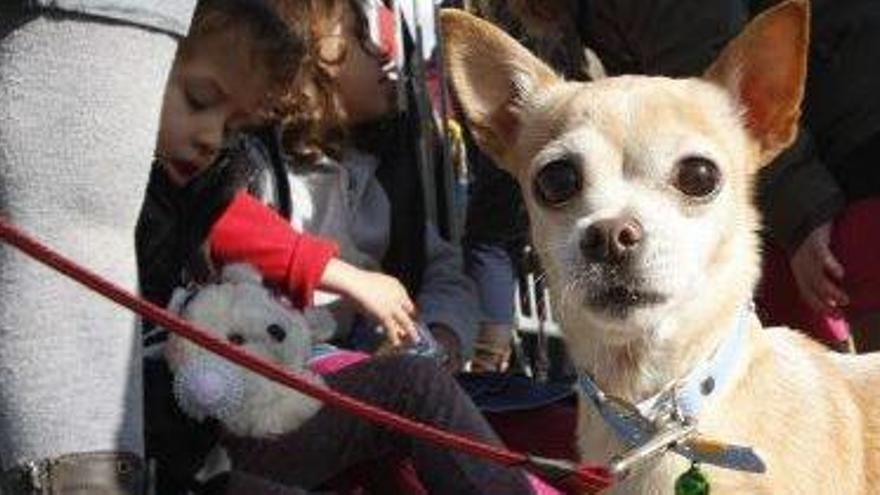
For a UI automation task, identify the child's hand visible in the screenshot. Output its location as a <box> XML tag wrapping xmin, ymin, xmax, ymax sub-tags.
<box><xmin>320</xmin><ymin>259</ymin><xmax>417</xmax><ymax>345</ymax></box>
<box><xmin>352</xmin><ymin>270</ymin><xmax>418</xmax><ymax>346</ymax></box>
<box><xmin>790</xmin><ymin>222</ymin><xmax>849</xmax><ymax>314</ymax></box>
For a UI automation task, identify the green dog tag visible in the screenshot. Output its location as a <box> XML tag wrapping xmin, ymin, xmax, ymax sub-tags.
<box><xmin>675</xmin><ymin>463</ymin><xmax>710</xmax><ymax>495</ymax></box>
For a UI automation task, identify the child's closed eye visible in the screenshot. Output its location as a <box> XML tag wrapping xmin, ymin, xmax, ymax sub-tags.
<box><xmin>184</xmin><ymin>77</ymin><xmax>224</xmax><ymax>112</ymax></box>
<box><xmin>185</xmin><ymin>89</ymin><xmax>216</xmax><ymax>112</ymax></box>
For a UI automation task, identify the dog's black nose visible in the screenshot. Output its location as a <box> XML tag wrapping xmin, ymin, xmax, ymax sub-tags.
<box><xmin>580</xmin><ymin>217</ymin><xmax>643</xmax><ymax>262</ymax></box>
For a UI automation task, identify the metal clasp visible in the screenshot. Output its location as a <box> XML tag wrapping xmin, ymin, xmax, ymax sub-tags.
<box><xmin>609</xmin><ymin>419</ymin><xmax>697</xmax><ymax>479</ymax></box>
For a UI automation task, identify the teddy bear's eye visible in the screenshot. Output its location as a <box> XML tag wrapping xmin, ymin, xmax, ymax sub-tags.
<box><xmin>266</xmin><ymin>324</ymin><xmax>287</xmax><ymax>343</ymax></box>
<box><xmin>228</xmin><ymin>333</ymin><xmax>246</xmax><ymax>346</ymax></box>
<box><xmin>533</xmin><ymin>158</ymin><xmax>582</xmax><ymax>208</ymax></box>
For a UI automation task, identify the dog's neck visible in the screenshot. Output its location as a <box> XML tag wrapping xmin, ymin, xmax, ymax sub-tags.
<box><xmin>567</xmin><ymin>291</ymin><xmax>751</xmax><ymax>406</ymax></box>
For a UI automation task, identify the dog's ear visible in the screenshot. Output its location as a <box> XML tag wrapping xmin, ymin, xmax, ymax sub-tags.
<box><xmin>441</xmin><ymin>9</ymin><xmax>559</xmax><ymax>168</ymax></box>
<box><xmin>704</xmin><ymin>0</ymin><xmax>809</xmax><ymax>166</ymax></box>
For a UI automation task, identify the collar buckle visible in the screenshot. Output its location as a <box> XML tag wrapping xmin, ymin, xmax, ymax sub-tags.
<box><xmin>610</xmin><ymin>418</ymin><xmax>697</xmax><ymax>478</ymax></box>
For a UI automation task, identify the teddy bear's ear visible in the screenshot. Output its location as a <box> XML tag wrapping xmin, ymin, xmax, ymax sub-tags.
<box><xmin>167</xmin><ymin>286</ymin><xmax>196</xmax><ymax>315</ymax></box>
<box><xmin>221</xmin><ymin>263</ymin><xmax>264</xmax><ymax>285</ymax></box>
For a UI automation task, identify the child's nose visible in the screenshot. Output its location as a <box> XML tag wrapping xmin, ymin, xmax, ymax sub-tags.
<box><xmin>194</xmin><ymin>125</ymin><xmax>223</xmax><ymax>163</ymax></box>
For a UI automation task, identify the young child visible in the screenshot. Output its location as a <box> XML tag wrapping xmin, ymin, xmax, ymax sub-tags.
<box><xmin>138</xmin><ymin>0</ymin><xmax>417</xmax><ymax>347</ymax></box>
<box><xmin>276</xmin><ymin>0</ymin><xmax>480</xmax><ymax>372</ymax></box>
<box><xmin>136</xmin><ymin>0</ymin><xmax>415</xmax><ymax>491</ymax></box>
<box><xmin>137</xmin><ymin>1</ymin><xmax>537</xmax><ymax>493</ymax></box>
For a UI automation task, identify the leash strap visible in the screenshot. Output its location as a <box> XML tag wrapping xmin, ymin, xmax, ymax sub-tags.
<box><xmin>0</xmin><ymin>216</ymin><xmax>613</xmax><ymax>493</ymax></box>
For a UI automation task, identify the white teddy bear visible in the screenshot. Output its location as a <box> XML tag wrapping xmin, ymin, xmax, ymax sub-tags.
<box><xmin>164</xmin><ymin>263</ymin><xmax>325</xmax><ymax>438</ymax></box>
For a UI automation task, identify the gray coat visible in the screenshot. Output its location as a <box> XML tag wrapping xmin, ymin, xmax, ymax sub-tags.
<box><xmin>24</xmin><ymin>0</ymin><xmax>195</xmax><ymax>36</ymax></box>
<box><xmin>289</xmin><ymin>149</ymin><xmax>480</xmax><ymax>357</ymax></box>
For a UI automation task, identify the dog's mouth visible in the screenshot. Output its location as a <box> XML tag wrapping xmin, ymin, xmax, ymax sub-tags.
<box><xmin>586</xmin><ymin>285</ymin><xmax>667</xmax><ymax>318</ymax></box>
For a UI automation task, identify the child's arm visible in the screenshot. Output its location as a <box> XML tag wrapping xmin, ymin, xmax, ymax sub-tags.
<box><xmin>209</xmin><ymin>191</ymin><xmax>417</xmax><ymax>343</ymax></box>
<box><xmin>209</xmin><ymin>191</ymin><xmax>335</xmax><ymax>307</ymax></box>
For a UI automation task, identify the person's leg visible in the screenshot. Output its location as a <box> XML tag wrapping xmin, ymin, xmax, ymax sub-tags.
<box><xmin>464</xmin><ymin>240</ymin><xmax>518</xmax><ymax>372</ymax></box>
<box><xmin>0</xmin><ymin>7</ymin><xmax>178</xmax><ymax>490</ymax></box>
<box><xmin>224</xmin><ymin>354</ymin><xmax>534</xmax><ymax>495</ymax></box>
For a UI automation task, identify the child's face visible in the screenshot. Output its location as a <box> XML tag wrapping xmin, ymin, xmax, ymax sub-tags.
<box><xmin>156</xmin><ymin>31</ymin><xmax>272</xmax><ymax>186</ymax></box>
<box><xmin>321</xmin><ymin>2</ymin><xmax>396</xmax><ymax>124</ymax></box>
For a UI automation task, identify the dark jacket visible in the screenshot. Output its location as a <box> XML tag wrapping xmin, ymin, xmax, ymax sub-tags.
<box><xmin>758</xmin><ymin>0</ymin><xmax>880</xmax><ymax>251</ymax></box>
<box><xmin>136</xmin><ymin>130</ymin><xmax>288</xmax><ymax>314</ymax></box>
<box><xmin>579</xmin><ymin>0</ymin><xmax>749</xmax><ymax>78</ymax></box>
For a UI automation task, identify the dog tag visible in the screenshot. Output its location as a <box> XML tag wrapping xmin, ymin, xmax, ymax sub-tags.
<box><xmin>675</xmin><ymin>463</ymin><xmax>709</xmax><ymax>495</ymax></box>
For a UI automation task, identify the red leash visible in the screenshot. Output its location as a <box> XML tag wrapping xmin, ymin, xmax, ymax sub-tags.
<box><xmin>0</xmin><ymin>216</ymin><xmax>613</xmax><ymax>493</ymax></box>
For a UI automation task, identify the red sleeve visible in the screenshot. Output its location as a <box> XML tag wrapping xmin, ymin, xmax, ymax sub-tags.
<box><xmin>208</xmin><ymin>191</ymin><xmax>339</xmax><ymax>307</ymax></box>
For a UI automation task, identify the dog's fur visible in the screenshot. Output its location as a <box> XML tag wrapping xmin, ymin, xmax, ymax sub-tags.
<box><xmin>442</xmin><ymin>3</ymin><xmax>880</xmax><ymax>493</ymax></box>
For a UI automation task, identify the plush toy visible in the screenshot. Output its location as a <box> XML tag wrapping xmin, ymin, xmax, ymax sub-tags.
<box><xmin>164</xmin><ymin>263</ymin><xmax>324</xmax><ymax>438</ymax></box>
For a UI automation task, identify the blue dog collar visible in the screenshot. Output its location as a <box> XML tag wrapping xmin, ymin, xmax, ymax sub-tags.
<box><xmin>576</xmin><ymin>304</ymin><xmax>765</xmax><ymax>475</ymax></box>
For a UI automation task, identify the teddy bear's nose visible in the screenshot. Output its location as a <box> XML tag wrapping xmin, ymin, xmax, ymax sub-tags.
<box><xmin>266</xmin><ymin>324</ymin><xmax>287</xmax><ymax>342</ymax></box>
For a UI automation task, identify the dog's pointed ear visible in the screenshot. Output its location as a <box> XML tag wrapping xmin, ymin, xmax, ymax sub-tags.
<box><xmin>441</xmin><ymin>9</ymin><xmax>559</xmax><ymax>169</ymax></box>
<box><xmin>704</xmin><ymin>0</ymin><xmax>809</xmax><ymax>166</ymax></box>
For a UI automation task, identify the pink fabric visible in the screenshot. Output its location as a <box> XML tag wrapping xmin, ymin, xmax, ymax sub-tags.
<box><xmin>757</xmin><ymin>197</ymin><xmax>880</xmax><ymax>343</ymax></box>
<box><xmin>527</xmin><ymin>473</ymin><xmax>564</xmax><ymax>495</ymax></box>
<box><xmin>308</xmin><ymin>350</ymin><xmax>370</xmax><ymax>376</ymax></box>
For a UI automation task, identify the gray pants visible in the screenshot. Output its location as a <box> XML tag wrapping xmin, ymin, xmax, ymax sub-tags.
<box><xmin>0</xmin><ymin>8</ymin><xmax>177</xmax><ymax>468</ymax></box>
<box><xmin>223</xmin><ymin>355</ymin><xmax>535</xmax><ymax>495</ymax></box>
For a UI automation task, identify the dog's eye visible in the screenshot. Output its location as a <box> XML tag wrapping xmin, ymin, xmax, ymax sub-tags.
<box><xmin>674</xmin><ymin>156</ymin><xmax>721</xmax><ymax>198</ymax></box>
<box><xmin>227</xmin><ymin>333</ymin><xmax>246</xmax><ymax>346</ymax></box>
<box><xmin>266</xmin><ymin>324</ymin><xmax>287</xmax><ymax>343</ymax></box>
<box><xmin>533</xmin><ymin>159</ymin><xmax>582</xmax><ymax>207</ymax></box>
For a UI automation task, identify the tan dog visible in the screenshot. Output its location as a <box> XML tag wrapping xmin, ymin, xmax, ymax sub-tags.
<box><xmin>442</xmin><ymin>2</ymin><xmax>880</xmax><ymax>493</ymax></box>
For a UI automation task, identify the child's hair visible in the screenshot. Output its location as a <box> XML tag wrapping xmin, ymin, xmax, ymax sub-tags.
<box><xmin>180</xmin><ymin>0</ymin><xmax>306</xmax><ymax>116</ymax></box>
<box><xmin>274</xmin><ymin>0</ymin><xmax>377</xmax><ymax>161</ymax></box>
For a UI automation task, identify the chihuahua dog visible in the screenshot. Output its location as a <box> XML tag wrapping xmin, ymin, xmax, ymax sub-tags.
<box><xmin>442</xmin><ymin>2</ymin><xmax>880</xmax><ymax>493</ymax></box>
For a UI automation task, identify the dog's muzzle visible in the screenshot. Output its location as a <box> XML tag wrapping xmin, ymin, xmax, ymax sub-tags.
<box><xmin>585</xmin><ymin>284</ymin><xmax>667</xmax><ymax>319</ymax></box>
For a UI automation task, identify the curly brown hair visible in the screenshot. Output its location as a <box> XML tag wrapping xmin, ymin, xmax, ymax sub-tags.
<box><xmin>274</xmin><ymin>0</ymin><xmax>377</xmax><ymax>162</ymax></box>
<box><xmin>179</xmin><ymin>0</ymin><xmax>306</xmax><ymax>119</ymax></box>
